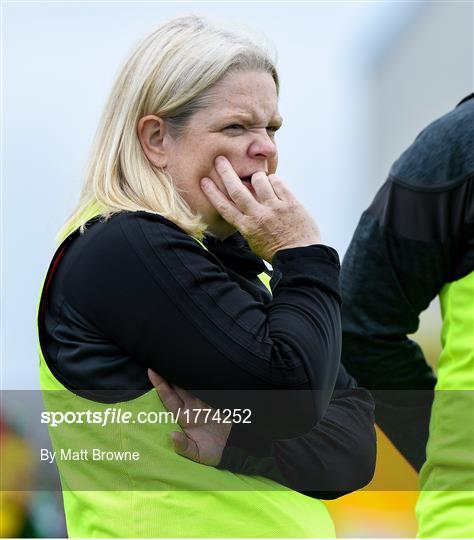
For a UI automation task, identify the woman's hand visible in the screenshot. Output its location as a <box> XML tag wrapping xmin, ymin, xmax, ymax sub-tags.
<box><xmin>148</xmin><ymin>369</ymin><xmax>232</xmax><ymax>466</ymax></box>
<box><xmin>201</xmin><ymin>156</ymin><xmax>321</xmax><ymax>262</ymax></box>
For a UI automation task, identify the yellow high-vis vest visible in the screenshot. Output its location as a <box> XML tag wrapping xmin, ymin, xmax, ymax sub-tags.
<box><xmin>38</xmin><ymin>212</ymin><xmax>335</xmax><ymax>538</ymax></box>
<box><xmin>416</xmin><ymin>270</ymin><xmax>474</xmax><ymax>538</ymax></box>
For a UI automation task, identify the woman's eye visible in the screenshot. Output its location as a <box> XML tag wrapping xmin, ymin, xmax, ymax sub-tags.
<box><xmin>224</xmin><ymin>124</ymin><xmax>245</xmax><ymax>133</ymax></box>
<box><xmin>223</xmin><ymin>124</ymin><xmax>280</xmax><ymax>136</ymax></box>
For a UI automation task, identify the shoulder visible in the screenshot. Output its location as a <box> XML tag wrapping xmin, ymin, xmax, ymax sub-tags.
<box><xmin>390</xmin><ymin>96</ymin><xmax>474</xmax><ymax>189</ymax></box>
<box><xmin>75</xmin><ymin>210</ymin><xmax>195</xmax><ymax>250</ymax></box>
<box><xmin>64</xmin><ymin>211</ymin><xmax>207</xmax><ymax>269</ymax></box>
<box><xmin>57</xmin><ymin>211</ymin><xmax>220</xmax><ymax>303</ymax></box>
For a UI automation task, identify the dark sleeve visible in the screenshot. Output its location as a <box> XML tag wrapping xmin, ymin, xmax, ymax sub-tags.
<box><xmin>340</xmin><ymin>102</ymin><xmax>474</xmax><ymax>470</ymax></box>
<box><xmin>217</xmin><ymin>365</ymin><xmax>376</xmax><ymax>500</ymax></box>
<box><xmin>65</xmin><ymin>212</ymin><xmax>342</xmax><ymax>439</ymax></box>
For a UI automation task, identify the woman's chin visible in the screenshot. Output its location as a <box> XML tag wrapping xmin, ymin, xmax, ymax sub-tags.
<box><xmin>206</xmin><ymin>218</ymin><xmax>237</xmax><ymax>240</ymax></box>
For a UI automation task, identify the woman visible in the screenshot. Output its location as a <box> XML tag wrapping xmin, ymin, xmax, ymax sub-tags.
<box><xmin>38</xmin><ymin>15</ymin><xmax>374</xmax><ymax>538</ymax></box>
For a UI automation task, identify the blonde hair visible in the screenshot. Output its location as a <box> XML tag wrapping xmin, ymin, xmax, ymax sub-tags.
<box><xmin>59</xmin><ymin>15</ymin><xmax>278</xmax><ymax>242</ymax></box>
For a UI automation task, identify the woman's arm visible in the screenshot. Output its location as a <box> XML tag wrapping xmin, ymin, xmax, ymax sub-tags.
<box><xmin>148</xmin><ymin>365</ymin><xmax>376</xmax><ymax>499</ymax></box>
<box><xmin>59</xmin><ymin>211</ymin><xmax>341</xmax><ymax>439</ymax></box>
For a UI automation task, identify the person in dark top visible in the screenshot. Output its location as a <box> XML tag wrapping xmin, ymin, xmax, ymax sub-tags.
<box><xmin>38</xmin><ymin>15</ymin><xmax>376</xmax><ymax>538</ymax></box>
<box><xmin>340</xmin><ymin>93</ymin><xmax>474</xmax><ymax>538</ymax></box>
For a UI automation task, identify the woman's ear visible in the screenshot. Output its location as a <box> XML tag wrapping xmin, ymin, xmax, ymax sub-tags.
<box><xmin>137</xmin><ymin>115</ymin><xmax>169</xmax><ymax>168</ymax></box>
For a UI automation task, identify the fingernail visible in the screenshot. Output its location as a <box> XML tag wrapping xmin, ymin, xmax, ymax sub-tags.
<box><xmin>215</xmin><ymin>156</ymin><xmax>225</xmax><ymax>167</ymax></box>
<box><xmin>148</xmin><ymin>368</ymin><xmax>159</xmax><ymax>385</ymax></box>
<box><xmin>201</xmin><ymin>178</ymin><xmax>211</xmax><ymax>190</ymax></box>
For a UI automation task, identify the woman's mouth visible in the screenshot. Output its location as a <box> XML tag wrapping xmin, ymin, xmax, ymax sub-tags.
<box><xmin>239</xmin><ymin>176</ymin><xmax>256</xmax><ymax>196</ymax></box>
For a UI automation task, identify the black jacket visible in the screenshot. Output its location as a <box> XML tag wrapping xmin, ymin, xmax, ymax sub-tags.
<box><xmin>40</xmin><ymin>211</ymin><xmax>376</xmax><ymax>497</ymax></box>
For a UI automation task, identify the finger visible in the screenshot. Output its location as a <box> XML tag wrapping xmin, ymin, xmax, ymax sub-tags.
<box><xmin>201</xmin><ymin>178</ymin><xmax>243</xmax><ymax>226</ymax></box>
<box><xmin>267</xmin><ymin>174</ymin><xmax>296</xmax><ymax>202</ymax></box>
<box><xmin>148</xmin><ymin>368</ymin><xmax>167</xmax><ymax>388</ymax></box>
<box><xmin>251</xmin><ymin>171</ymin><xmax>277</xmax><ymax>202</ymax></box>
<box><xmin>174</xmin><ymin>387</ymin><xmax>213</xmax><ymax>415</ymax></box>
<box><xmin>173</xmin><ymin>385</ymin><xmax>199</xmax><ymax>406</ymax></box>
<box><xmin>171</xmin><ymin>431</ymin><xmax>200</xmax><ymax>462</ymax></box>
<box><xmin>148</xmin><ymin>369</ymin><xmax>184</xmax><ymax>414</ymax></box>
<box><xmin>214</xmin><ymin>156</ymin><xmax>260</xmax><ymax>213</ymax></box>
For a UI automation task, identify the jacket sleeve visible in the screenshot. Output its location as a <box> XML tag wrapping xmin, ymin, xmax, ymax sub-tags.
<box><xmin>217</xmin><ymin>365</ymin><xmax>376</xmax><ymax>499</ymax></box>
<box><xmin>63</xmin><ymin>212</ymin><xmax>342</xmax><ymax>439</ymax></box>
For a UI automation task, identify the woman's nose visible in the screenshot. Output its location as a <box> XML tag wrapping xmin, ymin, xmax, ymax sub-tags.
<box><xmin>248</xmin><ymin>129</ymin><xmax>277</xmax><ymax>160</ymax></box>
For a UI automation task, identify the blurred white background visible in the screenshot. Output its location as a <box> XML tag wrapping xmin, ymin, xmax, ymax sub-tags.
<box><xmin>2</xmin><ymin>0</ymin><xmax>473</xmax><ymax>390</ymax></box>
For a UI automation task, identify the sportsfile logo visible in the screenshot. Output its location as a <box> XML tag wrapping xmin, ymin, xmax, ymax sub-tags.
<box><xmin>41</xmin><ymin>407</ymin><xmax>252</xmax><ymax>427</ymax></box>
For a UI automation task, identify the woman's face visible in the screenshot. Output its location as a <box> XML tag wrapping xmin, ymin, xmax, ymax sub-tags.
<box><xmin>164</xmin><ymin>70</ymin><xmax>282</xmax><ymax>238</ymax></box>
